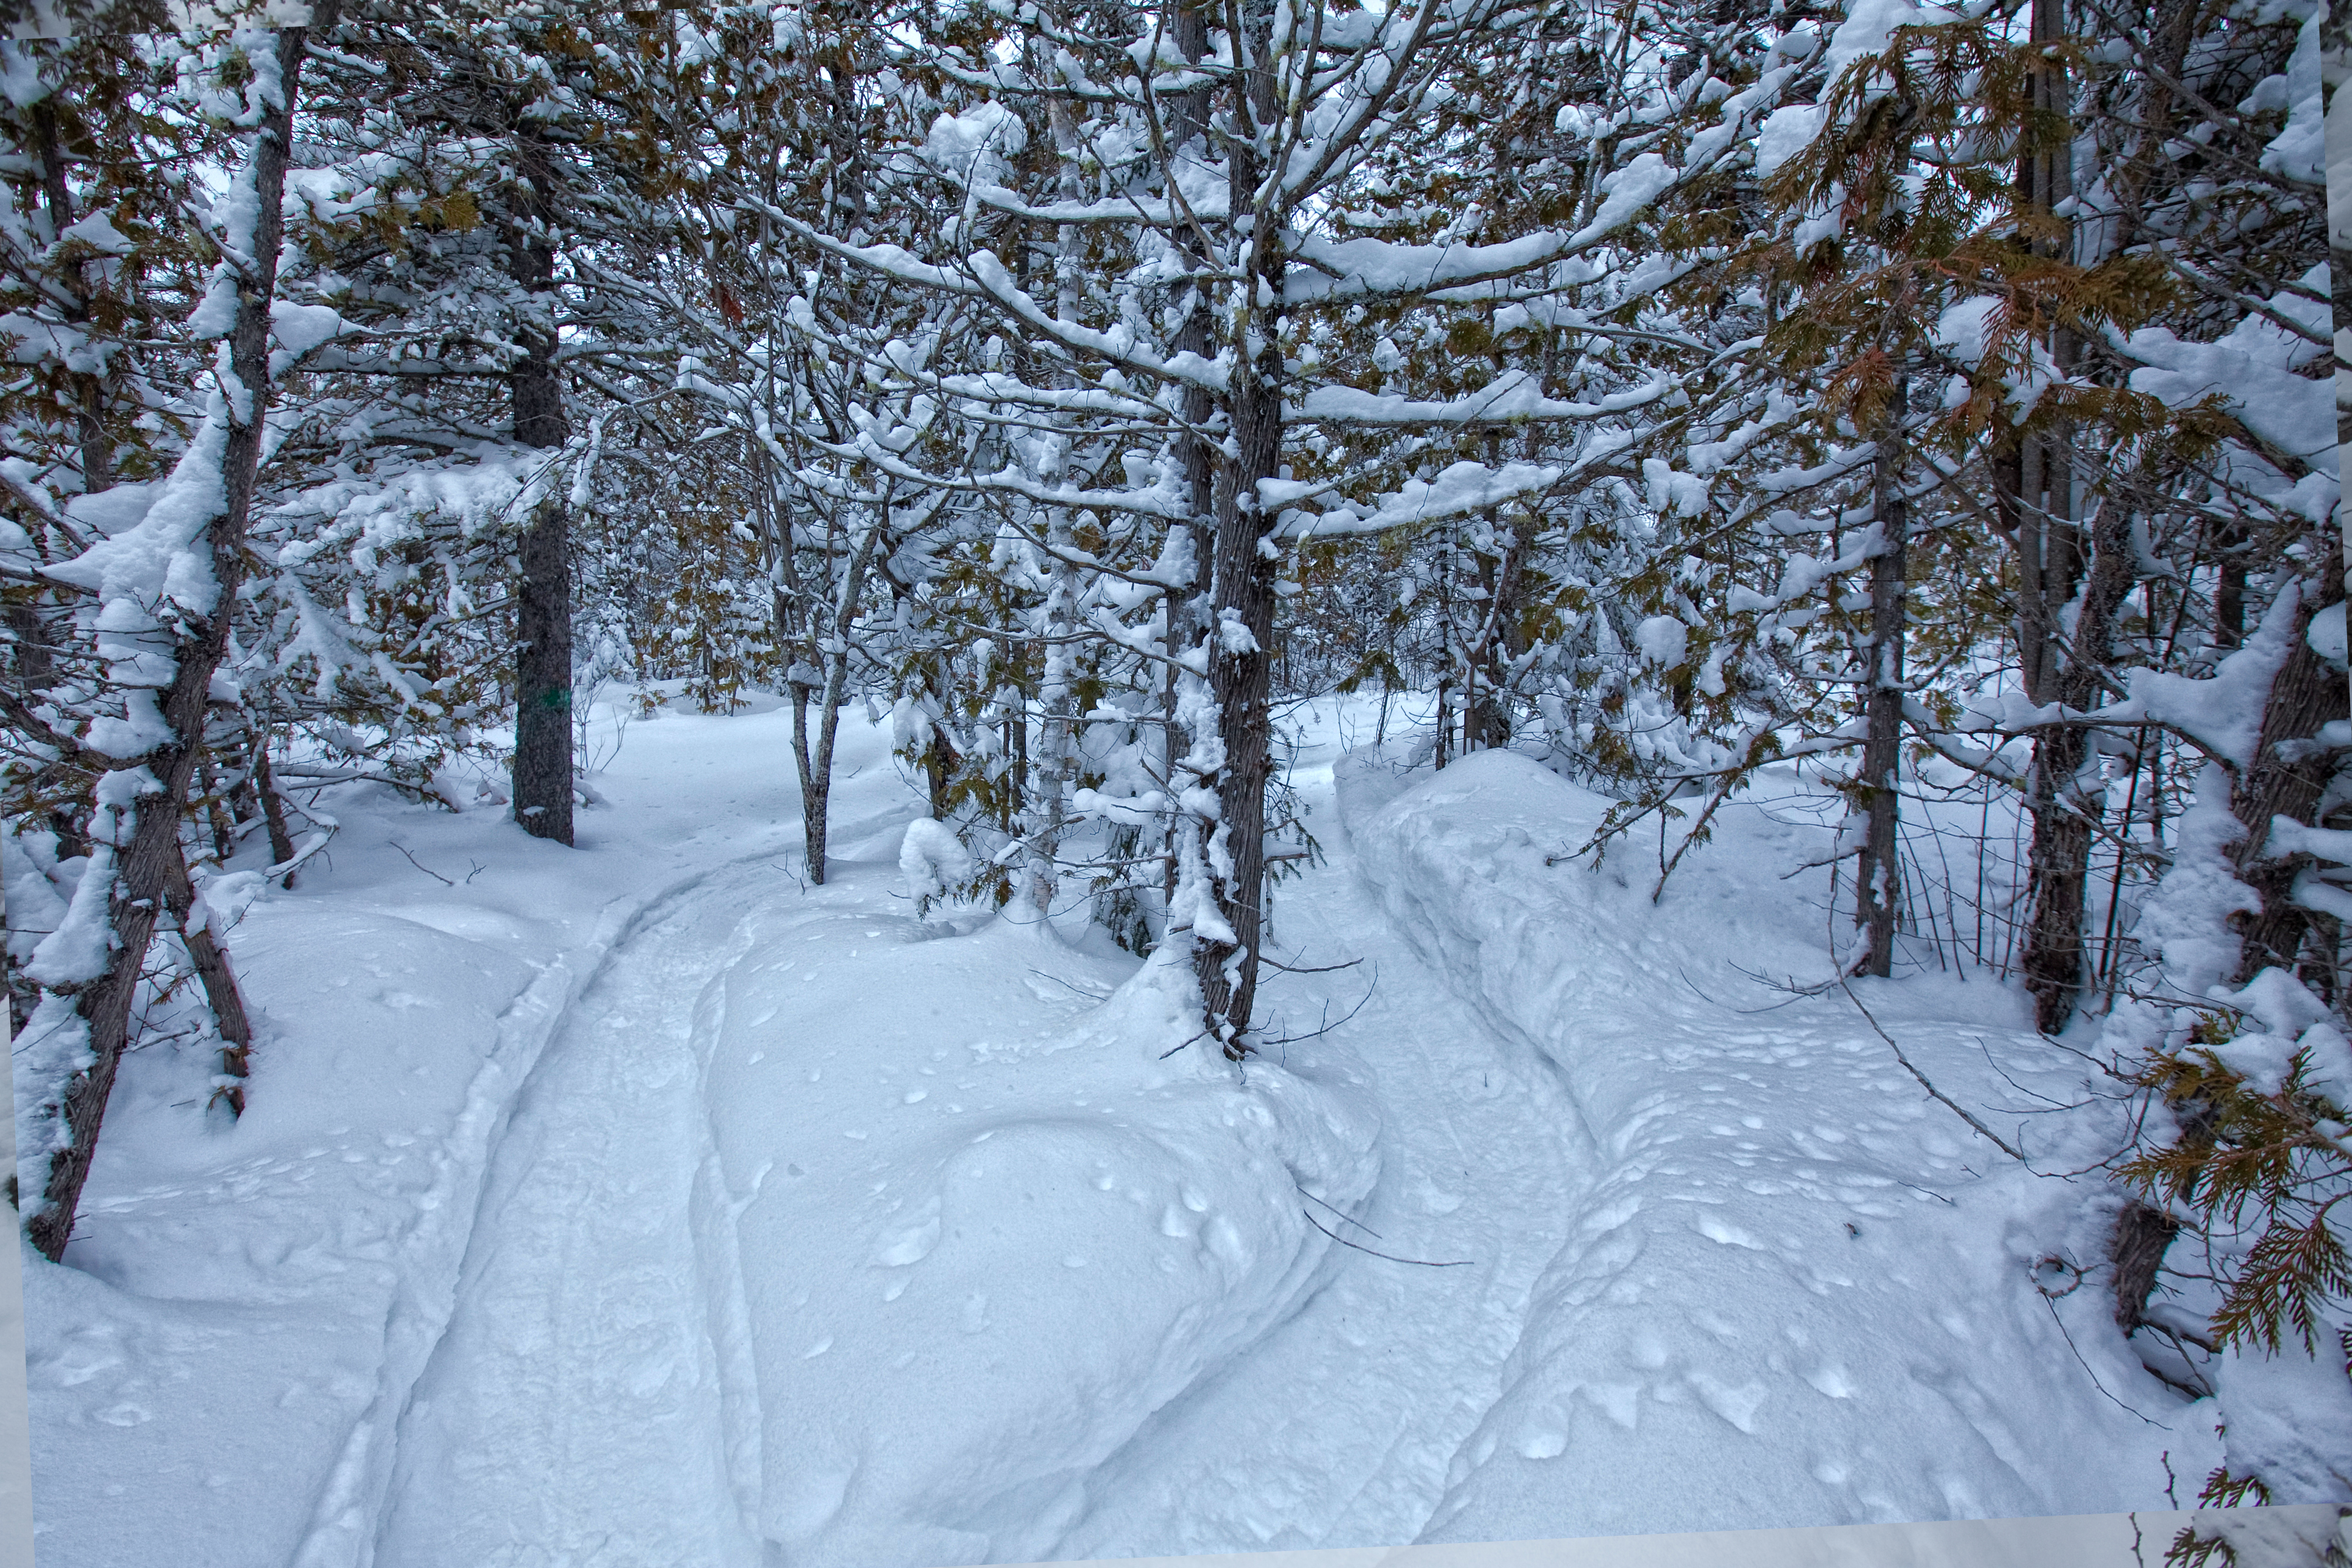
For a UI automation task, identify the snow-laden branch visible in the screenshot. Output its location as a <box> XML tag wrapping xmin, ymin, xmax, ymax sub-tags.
<box><xmin>1297</xmin><ymin>369</ymin><xmax>1675</xmax><ymax>428</ymax></box>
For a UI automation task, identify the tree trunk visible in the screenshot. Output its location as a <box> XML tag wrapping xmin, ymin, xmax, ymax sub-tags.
<box><xmin>2213</xmin><ymin>523</ymin><xmax>2247</xmax><ymax>651</ymax></box>
<box><xmin>199</xmin><ymin>750</ymin><xmax>235</xmax><ymax>863</ymax></box>
<box><xmin>1022</xmin><ymin>93</ymin><xmax>1089</xmax><ymax>923</ymax></box>
<box><xmin>1195</xmin><ymin>364</ymin><xmax>1282</xmax><ymax>1054</ymax></box>
<box><xmin>791</xmin><ymin>517</ymin><xmax>881</xmax><ymax>886</ymax></box>
<box><xmin>2110</xmin><ymin>1198</ymin><xmax>2181</xmax><ymax>1331</ymax></box>
<box><xmin>2011</xmin><ymin>0</ymin><xmax>2105</xmax><ymax>1031</ymax></box>
<box><xmin>1158</xmin><ymin>0</ymin><xmax>1214</xmax><ymax>942</ymax></box>
<box><xmin>2228</xmin><ymin>576</ymin><xmax>2349</xmax><ymax>986</ymax></box>
<box><xmin>1852</xmin><ymin>370</ymin><xmax>1909</xmax><ymax>978</ymax></box>
<box><xmin>1026</xmin><ymin>526</ymin><xmax>1078</xmax><ymax>920</ymax></box>
<box><xmin>29</xmin><ymin>7</ymin><xmax>335</xmax><ymax>1262</ymax></box>
<box><xmin>1193</xmin><ymin>35</ymin><xmax>1284</xmax><ymax>1050</ymax></box>
<box><xmin>507</xmin><ymin>130</ymin><xmax>573</xmax><ymax>846</ymax></box>
<box><xmin>2020</xmin><ymin>502</ymin><xmax>2139</xmax><ymax>1029</ymax></box>
<box><xmin>1469</xmin><ymin>527</ymin><xmax>1520</xmax><ymax>752</ymax></box>
<box><xmin>788</xmin><ymin>677</ymin><xmax>824</xmax><ymax>876</ymax></box>
<box><xmin>161</xmin><ymin>839</ymin><xmax>254</xmax><ymax>1112</ymax></box>
<box><xmin>253</xmin><ymin>727</ymin><xmax>298</xmax><ymax>883</ymax></box>
<box><xmin>27</xmin><ymin>96</ymin><xmax>114</xmax><ymax>496</ymax></box>
<box><xmin>512</xmin><ymin>492</ymin><xmax>573</xmax><ymax>844</ymax></box>
<box><xmin>9</xmin><ymin>590</ymin><xmax>88</xmax><ymax>861</ymax></box>
<box><xmin>922</xmin><ymin>715</ymin><xmax>959</xmax><ymax>819</ymax></box>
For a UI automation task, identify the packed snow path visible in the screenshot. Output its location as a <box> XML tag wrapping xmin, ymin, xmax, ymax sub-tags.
<box><xmin>357</xmin><ymin>766</ymin><xmax>1592</xmax><ymax>1564</ymax></box>
<box><xmin>330</xmin><ymin>727</ymin><xmax>2216</xmax><ymax>1564</ymax></box>
<box><xmin>1028</xmin><ymin>752</ymin><xmax>1594</xmax><ymax>1559</ymax></box>
<box><xmin>362</xmin><ymin>852</ymin><xmax>775</xmax><ymax>1566</ymax></box>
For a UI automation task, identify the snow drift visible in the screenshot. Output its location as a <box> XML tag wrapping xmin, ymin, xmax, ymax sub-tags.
<box><xmin>1337</xmin><ymin>747</ymin><xmax>2220</xmax><ymax>1542</ymax></box>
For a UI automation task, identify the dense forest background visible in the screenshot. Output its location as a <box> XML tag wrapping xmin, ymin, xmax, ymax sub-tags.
<box><xmin>0</xmin><ymin>0</ymin><xmax>2343</xmax><ymax>1534</ymax></box>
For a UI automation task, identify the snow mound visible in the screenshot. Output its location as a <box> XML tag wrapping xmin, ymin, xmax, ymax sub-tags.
<box><xmin>693</xmin><ymin>927</ymin><xmax>1380</xmax><ymax>1566</ymax></box>
<box><xmin>899</xmin><ymin>816</ymin><xmax>974</xmax><ymax>908</ymax></box>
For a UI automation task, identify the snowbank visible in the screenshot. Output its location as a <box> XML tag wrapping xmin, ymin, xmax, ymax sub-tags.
<box><xmin>22</xmin><ymin>905</ymin><xmax>551</xmax><ymax>1568</ymax></box>
<box><xmin>1336</xmin><ymin>747</ymin><xmax>2220</xmax><ymax>1541</ymax></box>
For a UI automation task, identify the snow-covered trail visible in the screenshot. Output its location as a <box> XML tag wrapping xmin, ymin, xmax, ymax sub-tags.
<box><xmin>364</xmin><ymin>853</ymin><xmax>778</xmax><ymax>1566</ymax></box>
<box><xmin>1053</xmin><ymin>749</ymin><xmax>1596</xmax><ymax>1556</ymax></box>
<box><xmin>354</xmin><ymin>730</ymin><xmax>1592</xmax><ymax>1565</ymax></box>
<box><xmin>27</xmin><ymin>699</ymin><xmax>2242</xmax><ymax>1568</ymax></box>
<box><xmin>1336</xmin><ymin>747</ymin><xmax>2224</xmax><ymax>1543</ymax></box>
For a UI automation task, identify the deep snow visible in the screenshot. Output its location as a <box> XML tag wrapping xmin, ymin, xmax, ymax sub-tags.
<box><xmin>18</xmin><ymin>691</ymin><xmax>2313</xmax><ymax>1567</ymax></box>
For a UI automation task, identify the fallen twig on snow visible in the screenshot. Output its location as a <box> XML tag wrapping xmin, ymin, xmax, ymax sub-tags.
<box><xmin>1301</xmin><ymin>1187</ymin><xmax>1383</xmax><ymax>1239</ymax></box>
<box><xmin>389</xmin><ymin>839</ymin><xmax>454</xmax><ymax>886</ymax></box>
<box><xmin>1301</xmin><ymin>1207</ymin><xmax>1471</xmax><ymax>1267</ymax></box>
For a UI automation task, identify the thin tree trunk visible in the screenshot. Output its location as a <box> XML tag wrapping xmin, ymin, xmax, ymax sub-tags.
<box><xmin>1196</xmin><ymin>363</ymin><xmax>1282</xmax><ymax>1053</ymax></box>
<box><xmin>794</xmin><ymin>517</ymin><xmax>882</xmax><ymax>885</ymax></box>
<box><xmin>508</xmin><ymin>130</ymin><xmax>573</xmax><ymax>846</ymax></box>
<box><xmin>1159</xmin><ymin>0</ymin><xmax>1213</xmax><ymax>944</ymax></box>
<box><xmin>2021</xmin><ymin>503</ymin><xmax>2139</xmax><ymax>1029</ymax></box>
<box><xmin>2213</xmin><ymin>525</ymin><xmax>2247</xmax><ymax>651</ymax></box>
<box><xmin>2011</xmin><ymin>0</ymin><xmax>2105</xmax><ymax>1031</ymax></box>
<box><xmin>9</xmin><ymin>592</ymin><xmax>88</xmax><ymax>861</ymax></box>
<box><xmin>161</xmin><ymin>840</ymin><xmax>253</xmax><ymax>1112</ymax></box>
<box><xmin>1852</xmin><ymin>368</ymin><xmax>1910</xmax><ymax>978</ymax></box>
<box><xmin>923</xmin><ymin>720</ymin><xmax>958</xmax><ymax>818</ymax></box>
<box><xmin>2</xmin><ymin>128</ymin><xmax>92</xmax><ymax>860</ymax></box>
<box><xmin>1022</xmin><ymin>89</ymin><xmax>1090</xmax><ymax>922</ymax></box>
<box><xmin>27</xmin><ymin>97</ymin><xmax>113</xmax><ymax>496</ymax></box>
<box><xmin>1193</xmin><ymin>26</ymin><xmax>1284</xmax><ymax>1051</ymax></box>
<box><xmin>227</xmin><ymin>713</ymin><xmax>262</xmax><ymax>826</ymax></box>
<box><xmin>199</xmin><ymin>750</ymin><xmax>235</xmax><ymax>863</ymax></box>
<box><xmin>1433</xmin><ymin>529</ymin><xmax>1454</xmax><ymax>771</ymax></box>
<box><xmin>1469</xmin><ymin>516</ymin><xmax>1521</xmax><ymax>750</ymax></box>
<box><xmin>29</xmin><ymin>7</ymin><xmax>335</xmax><ymax>1262</ymax></box>
<box><xmin>253</xmin><ymin>727</ymin><xmax>298</xmax><ymax>883</ymax></box>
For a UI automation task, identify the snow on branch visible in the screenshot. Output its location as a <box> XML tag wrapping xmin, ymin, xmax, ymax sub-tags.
<box><xmin>1298</xmin><ymin>370</ymin><xmax>1675</xmax><ymax>428</ymax></box>
<box><xmin>1274</xmin><ymin>459</ymin><xmax>1563</xmax><ymax>540</ymax></box>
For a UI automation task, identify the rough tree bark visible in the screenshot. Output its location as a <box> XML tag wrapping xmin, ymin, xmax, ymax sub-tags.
<box><xmin>2227</xmin><ymin>571</ymin><xmax>2350</xmax><ymax>989</ymax></box>
<box><xmin>29</xmin><ymin>7</ymin><xmax>336</xmax><ymax>1262</ymax></box>
<box><xmin>1851</xmin><ymin>366</ymin><xmax>1910</xmax><ymax>978</ymax></box>
<box><xmin>252</xmin><ymin>726</ymin><xmax>298</xmax><ymax>883</ymax></box>
<box><xmin>2110</xmin><ymin>1198</ymin><xmax>2182</xmax><ymax>1332</ymax></box>
<box><xmin>2018</xmin><ymin>501</ymin><xmax>2138</xmax><ymax>1028</ymax></box>
<box><xmin>1193</xmin><ymin>7</ymin><xmax>1284</xmax><ymax>1054</ymax></box>
<box><xmin>2010</xmin><ymin>0</ymin><xmax>2103</xmax><ymax>1031</ymax></box>
<box><xmin>507</xmin><ymin>128</ymin><xmax>573</xmax><ymax>846</ymax></box>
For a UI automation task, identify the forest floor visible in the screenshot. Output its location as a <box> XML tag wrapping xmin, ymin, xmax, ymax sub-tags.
<box><xmin>22</xmin><ymin>694</ymin><xmax>2244</xmax><ymax>1567</ymax></box>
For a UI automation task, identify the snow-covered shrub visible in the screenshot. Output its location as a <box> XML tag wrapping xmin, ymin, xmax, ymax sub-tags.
<box><xmin>899</xmin><ymin>816</ymin><xmax>974</xmax><ymax>919</ymax></box>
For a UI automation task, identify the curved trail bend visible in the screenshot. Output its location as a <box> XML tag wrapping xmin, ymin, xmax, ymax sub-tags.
<box><xmin>360</xmin><ymin>761</ymin><xmax>1587</xmax><ymax>1565</ymax></box>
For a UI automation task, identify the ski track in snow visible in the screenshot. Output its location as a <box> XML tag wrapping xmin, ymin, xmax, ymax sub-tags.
<box><xmin>365</xmin><ymin>858</ymin><xmax>774</xmax><ymax>1567</ymax></box>
<box><xmin>330</xmin><ymin>800</ymin><xmax>930</xmax><ymax>1567</ymax></box>
<box><xmin>1050</xmin><ymin>755</ymin><xmax>1595</xmax><ymax>1557</ymax></box>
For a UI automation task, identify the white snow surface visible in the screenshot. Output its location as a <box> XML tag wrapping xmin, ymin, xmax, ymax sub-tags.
<box><xmin>20</xmin><ymin>697</ymin><xmax>2250</xmax><ymax>1567</ymax></box>
<box><xmin>1335</xmin><ymin>748</ymin><xmax>2223</xmax><ymax>1542</ymax></box>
